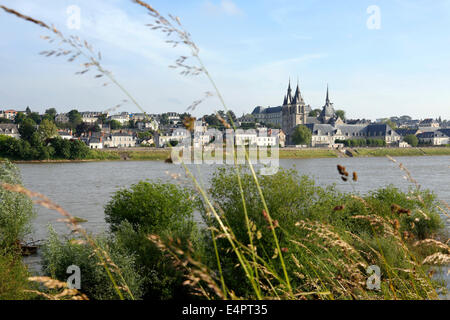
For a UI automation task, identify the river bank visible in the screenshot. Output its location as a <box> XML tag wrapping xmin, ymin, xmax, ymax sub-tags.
<box><xmin>4</xmin><ymin>146</ymin><xmax>450</xmax><ymax>163</ymax></box>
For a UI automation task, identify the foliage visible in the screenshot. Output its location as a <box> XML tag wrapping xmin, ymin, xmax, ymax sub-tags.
<box><xmin>200</xmin><ymin>167</ymin><xmax>445</xmax><ymax>298</ymax></box>
<box><xmin>104</xmin><ymin>181</ymin><xmax>201</xmax><ymax>299</ymax></box>
<box><xmin>291</xmin><ymin>125</ymin><xmax>312</xmax><ymax>145</ymax></box>
<box><xmin>0</xmin><ymin>251</ymin><xmax>34</xmax><ymax>300</ymax></box>
<box><xmin>335</xmin><ymin>109</ymin><xmax>346</xmax><ymax>121</ymax></box>
<box><xmin>38</xmin><ymin>119</ymin><xmax>58</xmax><ymax>140</ymax></box>
<box><xmin>0</xmin><ymin>134</ymin><xmax>90</xmax><ymax>161</ymax></box>
<box><xmin>67</xmin><ymin>110</ymin><xmax>82</xmax><ymax>128</ymax></box>
<box><xmin>19</xmin><ymin>118</ymin><xmax>37</xmax><ymax>142</ymax></box>
<box><xmin>308</xmin><ymin>109</ymin><xmax>321</xmax><ymax>117</ymax></box>
<box><xmin>0</xmin><ymin>161</ymin><xmax>36</xmax><ymax>300</ymax></box>
<box><xmin>383</xmin><ymin>119</ymin><xmax>397</xmax><ymax>130</ymax></box>
<box><xmin>41</xmin><ymin>228</ymin><xmax>143</xmax><ymax>300</ymax></box>
<box><xmin>0</xmin><ymin>160</ymin><xmax>35</xmax><ymax>249</ymax></box>
<box><xmin>404</xmin><ymin>134</ymin><xmax>419</xmax><ymax>147</ymax></box>
<box><xmin>110</xmin><ymin>120</ymin><xmax>122</xmax><ymax>130</ymax></box>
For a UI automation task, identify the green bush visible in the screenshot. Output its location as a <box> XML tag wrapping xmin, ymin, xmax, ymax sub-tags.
<box><xmin>104</xmin><ymin>181</ymin><xmax>201</xmax><ymax>299</ymax></box>
<box><xmin>41</xmin><ymin>228</ymin><xmax>143</xmax><ymax>300</ymax></box>
<box><xmin>0</xmin><ymin>161</ymin><xmax>35</xmax><ymax>250</ymax></box>
<box><xmin>0</xmin><ymin>161</ymin><xmax>36</xmax><ymax>300</ymax></box>
<box><xmin>0</xmin><ymin>250</ymin><xmax>34</xmax><ymax>300</ymax></box>
<box><xmin>404</xmin><ymin>134</ymin><xmax>419</xmax><ymax>147</ymax></box>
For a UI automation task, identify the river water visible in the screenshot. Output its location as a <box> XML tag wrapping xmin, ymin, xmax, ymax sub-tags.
<box><xmin>17</xmin><ymin>156</ymin><xmax>450</xmax><ymax>295</ymax></box>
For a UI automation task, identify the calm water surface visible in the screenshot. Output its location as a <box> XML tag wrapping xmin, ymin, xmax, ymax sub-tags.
<box><xmin>18</xmin><ymin>156</ymin><xmax>450</xmax><ymax>294</ymax></box>
<box><xmin>18</xmin><ymin>156</ymin><xmax>450</xmax><ymax>240</ymax></box>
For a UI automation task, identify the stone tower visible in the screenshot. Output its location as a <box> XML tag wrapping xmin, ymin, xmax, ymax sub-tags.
<box><xmin>281</xmin><ymin>79</ymin><xmax>309</xmax><ymax>140</ymax></box>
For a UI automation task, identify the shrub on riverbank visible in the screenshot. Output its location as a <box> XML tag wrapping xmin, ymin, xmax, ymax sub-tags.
<box><xmin>0</xmin><ymin>250</ymin><xmax>34</xmax><ymax>300</ymax></box>
<box><xmin>0</xmin><ymin>135</ymin><xmax>91</xmax><ymax>161</ymax></box>
<box><xmin>0</xmin><ymin>161</ymin><xmax>35</xmax><ymax>250</ymax></box>
<box><xmin>104</xmin><ymin>181</ymin><xmax>202</xmax><ymax>299</ymax></box>
<box><xmin>197</xmin><ymin>167</ymin><xmax>445</xmax><ymax>299</ymax></box>
<box><xmin>41</xmin><ymin>181</ymin><xmax>202</xmax><ymax>300</ymax></box>
<box><xmin>0</xmin><ymin>161</ymin><xmax>36</xmax><ymax>299</ymax></box>
<box><xmin>41</xmin><ymin>228</ymin><xmax>143</xmax><ymax>300</ymax></box>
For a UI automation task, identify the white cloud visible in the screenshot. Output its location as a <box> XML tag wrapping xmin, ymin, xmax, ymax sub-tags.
<box><xmin>204</xmin><ymin>0</ymin><xmax>244</xmax><ymax>16</ymax></box>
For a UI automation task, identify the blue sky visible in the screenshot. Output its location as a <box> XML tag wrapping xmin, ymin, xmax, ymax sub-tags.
<box><xmin>0</xmin><ymin>0</ymin><xmax>449</xmax><ymax>119</ymax></box>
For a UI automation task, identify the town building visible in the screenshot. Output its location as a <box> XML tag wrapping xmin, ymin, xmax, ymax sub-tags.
<box><xmin>306</xmin><ymin>123</ymin><xmax>401</xmax><ymax>147</ymax></box>
<box><xmin>108</xmin><ymin>112</ymin><xmax>130</xmax><ymax>125</ymax></box>
<box><xmin>417</xmin><ymin>129</ymin><xmax>450</xmax><ymax>146</ymax></box>
<box><xmin>81</xmin><ymin>112</ymin><xmax>102</xmax><ymax>124</ymax></box>
<box><xmin>55</xmin><ymin>113</ymin><xmax>70</xmax><ymax>123</ymax></box>
<box><xmin>419</xmin><ymin>118</ymin><xmax>440</xmax><ymax>128</ymax></box>
<box><xmin>0</xmin><ymin>124</ymin><xmax>20</xmax><ymax>139</ymax></box>
<box><xmin>103</xmin><ymin>132</ymin><xmax>136</xmax><ymax>148</ymax></box>
<box><xmin>58</xmin><ymin>130</ymin><xmax>73</xmax><ymax>140</ymax></box>
<box><xmin>1</xmin><ymin>110</ymin><xmax>18</xmax><ymax>121</ymax></box>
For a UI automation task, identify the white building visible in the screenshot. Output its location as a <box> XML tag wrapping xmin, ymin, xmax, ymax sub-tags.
<box><xmin>109</xmin><ymin>113</ymin><xmax>130</xmax><ymax>125</ymax></box>
<box><xmin>88</xmin><ymin>137</ymin><xmax>104</xmax><ymax>149</ymax></box>
<box><xmin>104</xmin><ymin>132</ymin><xmax>136</xmax><ymax>148</ymax></box>
<box><xmin>417</xmin><ymin>130</ymin><xmax>450</xmax><ymax>146</ymax></box>
<box><xmin>81</xmin><ymin>112</ymin><xmax>101</xmax><ymax>124</ymax></box>
<box><xmin>58</xmin><ymin>130</ymin><xmax>73</xmax><ymax>140</ymax></box>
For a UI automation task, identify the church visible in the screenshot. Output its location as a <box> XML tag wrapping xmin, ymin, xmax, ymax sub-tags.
<box><xmin>251</xmin><ymin>79</ymin><xmax>343</xmax><ymax>143</ymax></box>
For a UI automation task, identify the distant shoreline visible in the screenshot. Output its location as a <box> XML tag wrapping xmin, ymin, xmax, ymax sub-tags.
<box><xmin>4</xmin><ymin>147</ymin><xmax>450</xmax><ymax>163</ymax></box>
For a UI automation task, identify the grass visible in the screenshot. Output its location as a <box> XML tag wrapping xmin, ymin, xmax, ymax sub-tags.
<box><xmin>16</xmin><ymin>147</ymin><xmax>448</xmax><ymax>162</ymax></box>
<box><xmin>351</xmin><ymin>147</ymin><xmax>450</xmax><ymax>157</ymax></box>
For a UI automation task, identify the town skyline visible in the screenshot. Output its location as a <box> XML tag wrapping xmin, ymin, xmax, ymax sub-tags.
<box><xmin>1</xmin><ymin>0</ymin><xmax>450</xmax><ymax>119</ymax></box>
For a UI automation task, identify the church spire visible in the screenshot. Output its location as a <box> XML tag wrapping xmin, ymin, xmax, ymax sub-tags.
<box><xmin>325</xmin><ymin>84</ymin><xmax>330</xmax><ymax>105</ymax></box>
<box><xmin>293</xmin><ymin>77</ymin><xmax>303</xmax><ymax>105</ymax></box>
<box><xmin>286</xmin><ymin>78</ymin><xmax>292</xmax><ymax>104</ymax></box>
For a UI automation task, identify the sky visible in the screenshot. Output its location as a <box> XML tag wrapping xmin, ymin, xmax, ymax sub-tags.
<box><xmin>0</xmin><ymin>0</ymin><xmax>450</xmax><ymax>120</ymax></box>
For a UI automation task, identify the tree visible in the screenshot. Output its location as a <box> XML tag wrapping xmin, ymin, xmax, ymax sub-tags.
<box><xmin>75</xmin><ymin>122</ymin><xmax>90</xmax><ymax>136</ymax></box>
<box><xmin>50</xmin><ymin>137</ymin><xmax>72</xmax><ymax>159</ymax></box>
<box><xmin>226</xmin><ymin>110</ymin><xmax>237</xmax><ymax>124</ymax></box>
<box><xmin>308</xmin><ymin>109</ymin><xmax>321</xmax><ymax>117</ymax></box>
<box><xmin>160</xmin><ymin>114</ymin><xmax>169</xmax><ymax>126</ymax></box>
<box><xmin>67</xmin><ymin>110</ymin><xmax>82</xmax><ymax>128</ymax></box>
<box><xmin>28</xmin><ymin>112</ymin><xmax>41</xmax><ymax>125</ymax></box>
<box><xmin>110</xmin><ymin>120</ymin><xmax>122</xmax><ymax>130</ymax></box>
<box><xmin>14</xmin><ymin>112</ymin><xmax>26</xmax><ymax>125</ymax></box>
<box><xmin>97</xmin><ymin>114</ymin><xmax>108</xmax><ymax>125</ymax></box>
<box><xmin>44</xmin><ymin>108</ymin><xmax>57</xmax><ymax>120</ymax></box>
<box><xmin>335</xmin><ymin>110</ymin><xmax>346</xmax><ymax>121</ymax></box>
<box><xmin>19</xmin><ymin>118</ymin><xmax>36</xmax><ymax>142</ymax></box>
<box><xmin>404</xmin><ymin>134</ymin><xmax>418</xmax><ymax>147</ymax></box>
<box><xmin>69</xmin><ymin>140</ymin><xmax>90</xmax><ymax>159</ymax></box>
<box><xmin>38</xmin><ymin>119</ymin><xmax>58</xmax><ymax>140</ymax></box>
<box><xmin>383</xmin><ymin>119</ymin><xmax>397</xmax><ymax>130</ymax></box>
<box><xmin>291</xmin><ymin>125</ymin><xmax>312</xmax><ymax>146</ymax></box>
